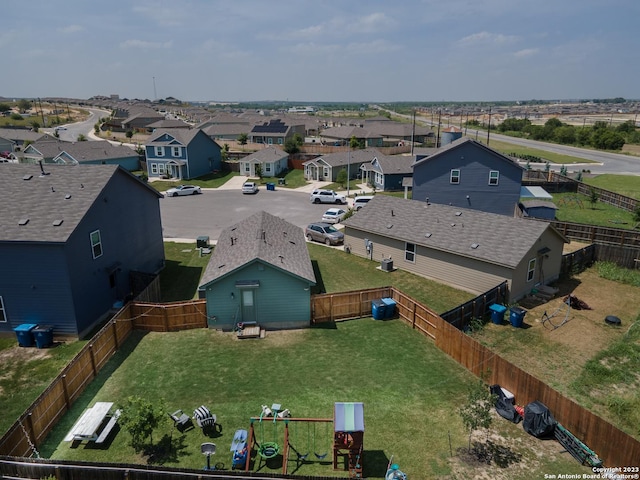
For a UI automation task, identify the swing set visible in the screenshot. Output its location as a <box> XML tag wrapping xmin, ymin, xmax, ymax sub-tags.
<box><xmin>245</xmin><ymin>416</ymin><xmax>333</xmax><ymax>475</ymax></box>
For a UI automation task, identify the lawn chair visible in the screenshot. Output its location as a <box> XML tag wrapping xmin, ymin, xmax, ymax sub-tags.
<box><xmin>194</xmin><ymin>405</ymin><xmax>217</xmax><ymax>430</ymax></box>
<box><xmin>169</xmin><ymin>409</ymin><xmax>194</xmax><ymax>432</ymax></box>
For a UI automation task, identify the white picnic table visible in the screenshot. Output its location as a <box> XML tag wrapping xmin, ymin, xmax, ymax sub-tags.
<box><xmin>64</xmin><ymin>402</ymin><xmax>114</xmax><ymax>442</ymax></box>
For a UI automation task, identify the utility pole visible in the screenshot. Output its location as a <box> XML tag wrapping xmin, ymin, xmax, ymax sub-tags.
<box><xmin>153</xmin><ymin>76</ymin><xmax>157</xmax><ymax>100</ymax></box>
<box><xmin>347</xmin><ymin>148</ymin><xmax>351</xmax><ymax>197</ymax></box>
<box><xmin>436</xmin><ymin>110</ymin><xmax>442</xmax><ymax>148</ymax></box>
<box><xmin>410</xmin><ymin>109</ymin><xmax>416</xmax><ymax>156</ymax></box>
<box><xmin>486</xmin><ymin>106</ymin><xmax>492</xmax><ymax>145</ymax></box>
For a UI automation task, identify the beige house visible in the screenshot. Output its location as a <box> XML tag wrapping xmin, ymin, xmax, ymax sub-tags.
<box><xmin>342</xmin><ymin>195</ymin><xmax>567</xmax><ymax>301</ymax></box>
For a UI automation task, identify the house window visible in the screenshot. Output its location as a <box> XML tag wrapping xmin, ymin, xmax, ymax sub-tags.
<box><xmin>0</xmin><ymin>296</ymin><xmax>6</xmax><ymax>323</ymax></box>
<box><xmin>489</xmin><ymin>170</ymin><xmax>499</xmax><ymax>185</ymax></box>
<box><xmin>172</xmin><ymin>146</ymin><xmax>181</xmax><ymax>157</ymax></box>
<box><xmin>155</xmin><ymin>146</ymin><xmax>164</xmax><ymax>157</ymax></box>
<box><xmin>323</xmin><ymin>167</ymin><xmax>329</xmax><ymax>178</ymax></box>
<box><xmin>278</xmin><ymin>138</ymin><xmax>283</xmax><ymax>145</ymax></box>
<box><xmin>405</xmin><ymin>242</ymin><xmax>416</xmax><ymax>263</ymax></box>
<box><xmin>375</xmin><ymin>172</ymin><xmax>383</xmax><ymax>185</ymax></box>
<box><xmin>151</xmin><ymin>163</ymin><xmax>158</xmax><ymax>174</ymax></box>
<box><xmin>265</xmin><ymin>163</ymin><xmax>272</xmax><ymax>173</ymax></box>
<box><xmin>267</xmin><ymin>138</ymin><xmax>273</xmax><ymax>145</ymax></box>
<box><xmin>90</xmin><ymin>230</ymin><xmax>103</xmax><ymax>259</ymax></box>
<box><xmin>244</xmin><ymin>163</ymin><xmax>250</xmax><ymax>173</ymax></box>
<box><xmin>450</xmin><ymin>169</ymin><xmax>460</xmax><ymax>184</ymax></box>
<box><xmin>527</xmin><ymin>258</ymin><xmax>536</xmax><ymax>282</ymax></box>
<box><xmin>158</xmin><ymin>163</ymin><xmax>165</xmax><ymax>174</ymax></box>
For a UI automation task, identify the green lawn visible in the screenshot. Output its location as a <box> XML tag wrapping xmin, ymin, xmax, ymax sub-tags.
<box><xmin>39</xmin><ymin>322</ymin><xmax>586</xmax><ymax>479</ymax></box>
<box><xmin>583</xmin><ymin>174</ymin><xmax>640</xmax><ymax>200</ymax></box>
<box><xmin>551</xmin><ymin>192</ymin><xmax>638</xmax><ymax>228</ymax></box>
<box><xmin>150</xmin><ymin>171</ymin><xmax>238</xmax><ymax>191</ymax></box>
<box><xmin>479</xmin><ymin>139</ymin><xmax>597</xmax><ymax>165</ymax></box>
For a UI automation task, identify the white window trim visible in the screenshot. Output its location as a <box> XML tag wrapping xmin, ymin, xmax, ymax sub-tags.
<box><xmin>172</xmin><ymin>146</ymin><xmax>181</xmax><ymax>157</ymax></box>
<box><xmin>158</xmin><ymin>163</ymin><xmax>165</xmax><ymax>174</ymax></box>
<box><xmin>450</xmin><ymin>169</ymin><xmax>460</xmax><ymax>184</ymax></box>
<box><xmin>405</xmin><ymin>242</ymin><xmax>416</xmax><ymax>263</ymax></box>
<box><xmin>91</xmin><ymin>230</ymin><xmax>103</xmax><ymax>259</ymax></box>
<box><xmin>489</xmin><ymin>170</ymin><xmax>499</xmax><ymax>185</ymax></box>
<box><xmin>151</xmin><ymin>163</ymin><xmax>158</xmax><ymax>174</ymax></box>
<box><xmin>527</xmin><ymin>258</ymin><xmax>536</xmax><ymax>282</ymax></box>
<box><xmin>155</xmin><ymin>146</ymin><xmax>164</xmax><ymax>157</ymax></box>
<box><xmin>265</xmin><ymin>163</ymin><xmax>272</xmax><ymax>172</ymax></box>
<box><xmin>267</xmin><ymin>138</ymin><xmax>273</xmax><ymax>145</ymax></box>
<box><xmin>0</xmin><ymin>296</ymin><xmax>6</xmax><ymax>323</ymax></box>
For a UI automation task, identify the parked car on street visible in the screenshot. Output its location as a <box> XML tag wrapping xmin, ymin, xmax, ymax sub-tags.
<box><xmin>353</xmin><ymin>195</ymin><xmax>374</xmax><ymax>210</ymax></box>
<box><xmin>166</xmin><ymin>185</ymin><xmax>202</xmax><ymax>197</ymax></box>
<box><xmin>310</xmin><ymin>189</ymin><xmax>346</xmax><ymax>204</ymax></box>
<box><xmin>322</xmin><ymin>207</ymin><xmax>347</xmax><ymax>224</ymax></box>
<box><xmin>305</xmin><ymin>222</ymin><xmax>345</xmax><ymax>245</ymax></box>
<box><xmin>242</xmin><ymin>181</ymin><xmax>259</xmax><ymax>194</ymax></box>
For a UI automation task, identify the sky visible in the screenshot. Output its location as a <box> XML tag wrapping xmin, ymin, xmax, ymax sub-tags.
<box><xmin>1</xmin><ymin>0</ymin><xmax>639</xmax><ymax>103</ymax></box>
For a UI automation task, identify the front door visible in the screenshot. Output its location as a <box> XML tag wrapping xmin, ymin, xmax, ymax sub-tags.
<box><xmin>241</xmin><ymin>289</ymin><xmax>256</xmax><ymax>322</ymax></box>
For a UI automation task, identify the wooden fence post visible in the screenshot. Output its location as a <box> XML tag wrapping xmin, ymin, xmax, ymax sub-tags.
<box><xmin>112</xmin><ymin>320</ymin><xmax>119</xmax><ymax>350</ymax></box>
<box><xmin>411</xmin><ymin>301</ymin><xmax>416</xmax><ymax>329</ymax></box>
<box><xmin>89</xmin><ymin>344</ymin><xmax>97</xmax><ymax>377</ymax></box>
<box><xmin>26</xmin><ymin>412</ymin><xmax>36</xmax><ymax>449</ymax></box>
<box><xmin>163</xmin><ymin>305</ymin><xmax>169</xmax><ymax>331</ymax></box>
<box><xmin>61</xmin><ymin>374</ymin><xmax>70</xmax><ymax>408</ymax></box>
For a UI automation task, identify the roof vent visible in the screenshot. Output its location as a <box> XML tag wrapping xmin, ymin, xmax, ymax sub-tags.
<box><xmin>23</xmin><ymin>175</ymin><xmax>33</xmax><ymax>181</ymax></box>
<box><xmin>65</xmin><ymin>194</ymin><xmax>72</xmax><ymax>199</ymax></box>
<box><xmin>53</xmin><ymin>219</ymin><xmax>64</xmax><ymax>227</ymax></box>
<box><xmin>451</xmin><ymin>223</ymin><xmax>456</xmax><ymax>227</ymax></box>
<box><xmin>386</xmin><ymin>224</ymin><xmax>393</xmax><ymax>229</ymax></box>
<box><xmin>51</xmin><ymin>186</ymin><xmax>55</xmax><ymax>192</ymax></box>
<box><xmin>18</xmin><ymin>218</ymin><xmax>29</xmax><ymax>226</ymax></box>
<box><xmin>471</xmin><ymin>243</ymin><xmax>479</xmax><ymax>249</ymax></box>
<box><xmin>455</xmin><ymin>211</ymin><xmax>462</xmax><ymax>216</ymax></box>
<box><xmin>425</xmin><ymin>232</ymin><xmax>432</xmax><ymax>238</ymax></box>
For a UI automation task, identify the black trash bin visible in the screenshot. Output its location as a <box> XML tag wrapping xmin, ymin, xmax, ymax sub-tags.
<box><xmin>509</xmin><ymin>307</ymin><xmax>527</xmax><ymax>328</ymax></box>
<box><xmin>33</xmin><ymin>325</ymin><xmax>54</xmax><ymax>348</ymax></box>
<box><xmin>13</xmin><ymin>323</ymin><xmax>38</xmax><ymax>347</ymax></box>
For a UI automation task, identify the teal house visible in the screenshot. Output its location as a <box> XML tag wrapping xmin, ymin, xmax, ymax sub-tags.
<box><xmin>198</xmin><ymin>211</ymin><xmax>316</xmax><ymax>331</ymax></box>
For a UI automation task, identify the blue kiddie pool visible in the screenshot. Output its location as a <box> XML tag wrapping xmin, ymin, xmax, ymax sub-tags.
<box><xmin>231</xmin><ymin>429</ymin><xmax>248</xmax><ymax>469</ymax></box>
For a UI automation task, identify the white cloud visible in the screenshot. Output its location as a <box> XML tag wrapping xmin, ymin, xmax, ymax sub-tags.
<box><xmin>456</xmin><ymin>31</ymin><xmax>519</xmax><ymax>47</ymax></box>
<box><xmin>514</xmin><ymin>48</ymin><xmax>539</xmax><ymax>58</ymax></box>
<box><xmin>58</xmin><ymin>25</ymin><xmax>84</xmax><ymax>34</ymax></box>
<box><xmin>120</xmin><ymin>39</ymin><xmax>173</xmax><ymax>49</ymax></box>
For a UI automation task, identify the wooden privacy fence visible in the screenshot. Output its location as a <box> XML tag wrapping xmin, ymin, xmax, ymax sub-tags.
<box><xmin>0</xmin><ymin>300</ymin><xmax>206</xmax><ymax>459</ymax></box>
<box><xmin>550</xmin><ymin>220</ymin><xmax>640</xmax><ymax>248</ymax></box>
<box><xmin>561</xmin><ymin>244</ymin><xmax>596</xmax><ymax>275</ymax></box>
<box><xmin>2</xmin><ymin>292</ymin><xmax>639</xmax><ymax>470</ymax></box>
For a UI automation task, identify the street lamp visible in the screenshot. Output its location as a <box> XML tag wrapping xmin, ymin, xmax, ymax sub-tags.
<box><xmin>347</xmin><ymin>147</ymin><xmax>351</xmax><ymax>197</ymax></box>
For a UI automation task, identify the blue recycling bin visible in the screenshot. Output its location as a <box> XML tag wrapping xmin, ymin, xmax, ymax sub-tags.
<box><xmin>509</xmin><ymin>307</ymin><xmax>527</xmax><ymax>328</ymax></box>
<box><xmin>13</xmin><ymin>323</ymin><xmax>38</xmax><ymax>347</ymax></box>
<box><xmin>266</xmin><ymin>183</ymin><xmax>275</xmax><ymax>191</ymax></box>
<box><xmin>489</xmin><ymin>304</ymin><xmax>507</xmax><ymax>325</ymax></box>
<box><xmin>381</xmin><ymin>297</ymin><xmax>397</xmax><ymax>319</ymax></box>
<box><xmin>371</xmin><ymin>299</ymin><xmax>386</xmax><ymax>320</ymax></box>
<box><xmin>33</xmin><ymin>325</ymin><xmax>54</xmax><ymax>348</ymax></box>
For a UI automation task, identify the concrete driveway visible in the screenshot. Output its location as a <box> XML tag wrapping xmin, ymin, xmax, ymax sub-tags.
<box><xmin>159</xmin><ymin>178</ymin><xmax>356</xmax><ymax>244</ymax></box>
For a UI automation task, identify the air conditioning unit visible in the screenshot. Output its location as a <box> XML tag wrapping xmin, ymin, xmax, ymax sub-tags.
<box><xmin>381</xmin><ymin>258</ymin><xmax>393</xmax><ymax>272</ymax></box>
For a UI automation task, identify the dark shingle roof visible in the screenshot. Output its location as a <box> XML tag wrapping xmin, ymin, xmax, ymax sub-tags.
<box><xmin>199</xmin><ymin>211</ymin><xmax>316</xmax><ymax>286</ymax></box>
<box><xmin>242</xmin><ymin>147</ymin><xmax>288</xmax><ymax>162</ymax></box>
<box><xmin>0</xmin><ymin>164</ymin><xmax>158</xmax><ymax>243</ymax></box>
<box><xmin>25</xmin><ymin>139</ymin><xmax>138</xmax><ymax>162</ymax></box>
<box><xmin>343</xmin><ymin>195</ymin><xmax>564</xmax><ymax>269</ymax></box>
<box><xmin>305</xmin><ymin>149</ymin><xmax>381</xmax><ymax>168</ymax></box>
<box><xmin>365</xmin><ymin>154</ymin><xmax>414</xmax><ymax>174</ymax></box>
<box><xmin>413</xmin><ymin>137</ymin><xmax>523</xmax><ymax>170</ymax></box>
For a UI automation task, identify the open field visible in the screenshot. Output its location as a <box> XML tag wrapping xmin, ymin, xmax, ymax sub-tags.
<box><xmin>479</xmin><ymin>139</ymin><xmax>597</xmax><ymax>165</ymax></box>
<box><xmin>551</xmin><ymin>192</ymin><xmax>638</xmax><ymax>228</ymax></box>
<box><xmin>582</xmin><ymin>173</ymin><xmax>640</xmax><ymax>200</ymax></box>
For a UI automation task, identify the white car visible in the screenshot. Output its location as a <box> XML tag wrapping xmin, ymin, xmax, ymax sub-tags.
<box><xmin>353</xmin><ymin>195</ymin><xmax>374</xmax><ymax>210</ymax></box>
<box><xmin>322</xmin><ymin>208</ymin><xmax>347</xmax><ymax>224</ymax></box>
<box><xmin>310</xmin><ymin>189</ymin><xmax>347</xmax><ymax>204</ymax></box>
<box><xmin>166</xmin><ymin>185</ymin><xmax>202</xmax><ymax>197</ymax></box>
<box><xmin>242</xmin><ymin>181</ymin><xmax>259</xmax><ymax>194</ymax></box>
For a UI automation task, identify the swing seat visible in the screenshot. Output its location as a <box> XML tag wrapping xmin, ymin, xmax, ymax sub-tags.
<box><xmin>314</xmin><ymin>451</ymin><xmax>328</xmax><ymax>460</ymax></box>
<box><xmin>258</xmin><ymin>441</ymin><xmax>280</xmax><ymax>459</ymax></box>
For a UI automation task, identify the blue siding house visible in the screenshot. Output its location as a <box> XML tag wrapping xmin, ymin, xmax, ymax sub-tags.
<box><xmin>360</xmin><ymin>153</ymin><xmax>414</xmax><ymax>191</ymax></box>
<box><xmin>0</xmin><ymin>164</ymin><xmax>165</xmax><ymax>337</ymax></box>
<box><xmin>412</xmin><ymin>137</ymin><xmax>524</xmax><ymax>216</ymax></box>
<box><xmin>198</xmin><ymin>211</ymin><xmax>316</xmax><ymax>331</ymax></box>
<box><xmin>145</xmin><ymin>129</ymin><xmax>222</xmax><ymax>180</ymax></box>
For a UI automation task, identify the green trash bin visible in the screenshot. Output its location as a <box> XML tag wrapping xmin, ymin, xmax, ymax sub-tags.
<box><xmin>33</xmin><ymin>325</ymin><xmax>54</xmax><ymax>348</ymax></box>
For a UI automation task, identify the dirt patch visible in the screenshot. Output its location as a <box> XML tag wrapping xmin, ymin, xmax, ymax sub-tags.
<box><xmin>0</xmin><ymin>345</ymin><xmax>51</xmax><ymax>364</ymax></box>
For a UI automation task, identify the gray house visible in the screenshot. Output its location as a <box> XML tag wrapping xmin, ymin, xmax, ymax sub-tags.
<box><xmin>342</xmin><ymin>195</ymin><xmax>566</xmax><ymax>301</ymax></box>
<box><xmin>239</xmin><ymin>147</ymin><xmax>288</xmax><ymax>177</ymax></box>
<box><xmin>20</xmin><ymin>139</ymin><xmax>141</xmax><ymax>171</ymax></box>
<box><xmin>302</xmin><ymin>149</ymin><xmax>379</xmax><ymax>182</ymax></box>
<box><xmin>360</xmin><ymin>154</ymin><xmax>414</xmax><ymax>191</ymax></box>
<box><xmin>198</xmin><ymin>211</ymin><xmax>316</xmax><ymax>331</ymax></box>
<box><xmin>412</xmin><ymin>137</ymin><xmax>524</xmax><ymax>216</ymax></box>
<box><xmin>0</xmin><ymin>164</ymin><xmax>165</xmax><ymax>337</ymax></box>
<box><xmin>249</xmin><ymin>119</ymin><xmax>305</xmax><ymax>146</ymax></box>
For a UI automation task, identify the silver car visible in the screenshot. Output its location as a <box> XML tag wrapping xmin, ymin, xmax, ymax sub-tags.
<box><xmin>305</xmin><ymin>222</ymin><xmax>345</xmax><ymax>245</ymax></box>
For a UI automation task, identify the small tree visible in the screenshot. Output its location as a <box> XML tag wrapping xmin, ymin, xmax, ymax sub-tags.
<box><xmin>458</xmin><ymin>379</ymin><xmax>496</xmax><ymax>453</ymax></box>
<box><xmin>238</xmin><ymin>133</ymin><xmax>248</xmax><ymax>148</ymax></box>
<box><xmin>118</xmin><ymin>396</ymin><xmax>165</xmax><ymax>452</ymax></box>
<box><xmin>336</xmin><ymin>167</ymin><xmax>348</xmax><ymax>188</ymax></box>
<box><xmin>17</xmin><ymin>99</ymin><xmax>32</xmax><ymax>113</ymax></box>
<box><xmin>94</xmin><ymin>123</ymin><xmax>100</xmax><ymax>135</ymax></box>
<box><xmin>221</xmin><ymin>143</ymin><xmax>230</xmax><ymax>162</ymax></box>
<box><xmin>30</xmin><ymin>120</ymin><xmax>40</xmax><ymax>132</ymax></box>
<box><xmin>255</xmin><ymin>163</ymin><xmax>263</xmax><ymax>179</ymax></box>
<box><xmin>284</xmin><ymin>137</ymin><xmax>300</xmax><ymax>154</ymax></box>
<box><xmin>77</xmin><ymin>134</ymin><xmax>87</xmax><ymax>142</ymax></box>
<box><xmin>560</xmin><ymin>165</ymin><xmax>568</xmax><ymax>176</ymax></box>
<box><xmin>126</xmin><ymin>130</ymin><xmax>134</xmax><ymax>142</ymax></box>
<box><xmin>588</xmin><ymin>187</ymin><xmax>599</xmax><ymax>209</ymax></box>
